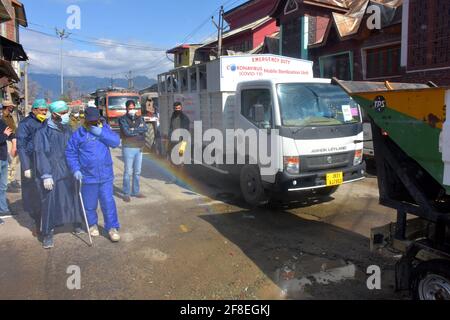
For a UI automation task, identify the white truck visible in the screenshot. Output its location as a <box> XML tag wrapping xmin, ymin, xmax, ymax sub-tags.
<box><xmin>157</xmin><ymin>54</ymin><xmax>366</xmax><ymax>206</ymax></box>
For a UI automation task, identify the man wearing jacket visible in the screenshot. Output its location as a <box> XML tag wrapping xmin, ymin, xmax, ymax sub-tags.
<box><xmin>66</xmin><ymin>107</ymin><xmax>121</xmax><ymax>242</ymax></box>
<box><xmin>16</xmin><ymin>99</ymin><xmax>48</xmax><ymax>233</ymax></box>
<box><xmin>2</xmin><ymin>100</ymin><xmax>20</xmax><ymax>191</ymax></box>
<box><xmin>0</xmin><ymin>118</ymin><xmax>16</xmax><ymax>222</ymax></box>
<box><xmin>118</xmin><ymin>100</ymin><xmax>148</xmax><ymax>203</ymax></box>
<box><xmin>34</xmin><ymin>101</ymin><xmax>84</xmax><ymax>249</ymax></box>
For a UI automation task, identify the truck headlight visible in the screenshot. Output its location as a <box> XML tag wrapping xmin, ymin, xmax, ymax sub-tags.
<box><xmin>354</xmin><ymin>149</ymin><xmax>363</xmax><ymax>166</ymax></box>
<box><xmin>284</xmin><ymin>156</ymin><xmax>300</xmax><ymax>174</ymax></box>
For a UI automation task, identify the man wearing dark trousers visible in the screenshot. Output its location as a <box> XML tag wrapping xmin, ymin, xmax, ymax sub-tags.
<box><xmin>119</xmin><ymin>100</ymin><xmax>148</xmax><ymax>203</ymax></box>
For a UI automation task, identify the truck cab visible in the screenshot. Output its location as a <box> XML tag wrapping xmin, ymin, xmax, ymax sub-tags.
<box><xmin>93</xmin><ymin>88</ymin><xmax>141</xmax><ymax>130</ymax></box>
<box><xmin>234</xmin><ymin>79</ymin><xmax>365</xmax><ymax>204</ymax></box>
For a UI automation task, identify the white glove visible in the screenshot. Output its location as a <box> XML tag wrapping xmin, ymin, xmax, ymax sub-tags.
<box><xmin>43</xmin><ymin>178</ymin><xmax>54</xmax><ymax>191</ymax></box>
<box><xmin>24</xmin><ymin>170</ymin><xmax>32</xmax><ymax>179</ymax></box>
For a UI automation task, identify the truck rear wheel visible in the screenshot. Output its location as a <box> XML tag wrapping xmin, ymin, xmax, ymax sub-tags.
<box><xmin>240</xmin><ymin>165</ymin><xmax>269</xmax><ymax>207</ymax></box>
<box><xmin>411</xmin><ymin>260</ymin><xmax>450</xmax><ymax>300</ymax></box>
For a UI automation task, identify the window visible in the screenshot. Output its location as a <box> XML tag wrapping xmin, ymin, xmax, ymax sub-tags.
<box><xmin>189</xmin><ymin>67</ymin><xmax>197</xmax><ymax>92</ymax></box>
<box><xmin>176</xmin><ymin>53</ymin><xmax>183</xmax><ymax>66</ymax></box>
<box><xmin>319</xmin><ymin>52</ymin><xmax>353</xmax><ymax>80</ymax></box>
<box><xmin>168</xmin><ymin>73</ymin><xmax>179</xmax><ymax>92</ymax></box>
<box><xmin>277</xmin><ymin>83</ymin><xmax>360</xmax><ymax>127</ymax></box>
<box><xmin>180</xmin><ymin>69</ymin><xmax>188</xmax><ymax>92</ymax></box>
<box><xmin>365</xmin><ymin>44</ymin><xmax>401</xmax><ymax>79</ymax></box>
<box><xmin>241</xmin><ymin>89</ymin><xmax>273</xmax><ymax>129</ymax></box>
<box><xmin>107</xmin><ymin>96</ymin><xmax>140</xmax><ymax>110</ymax></box>
<box><xmin>199</xmin><ymin>65</ymin><xmax>207</xmax><ymax>91</ymax></box>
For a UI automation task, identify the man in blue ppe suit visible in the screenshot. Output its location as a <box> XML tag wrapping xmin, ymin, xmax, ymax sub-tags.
<box><xmin>34</xmin><ymin>101</ymin><xmax>84</xmax><ymax>249</ymax></box>
<box><xmin>16</xmin><ymin>99</ymin><xmax>48</xmax><ymax>235</ymax></box>
<box><xmin>66</xmin><ymin>107</ymin><xmax>121</xmax><ymax>242</ymax></box>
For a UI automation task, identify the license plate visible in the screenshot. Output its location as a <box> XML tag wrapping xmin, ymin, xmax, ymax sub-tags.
<box><xmin>326</xmin><ymin>172</ymin><xmax>343</xmax><ymax>186</ymax></box>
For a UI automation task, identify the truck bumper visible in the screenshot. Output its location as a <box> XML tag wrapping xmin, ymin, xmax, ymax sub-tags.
<box><xmin>265</xmin><ymin>163</ymin><xmax>366</xmax><ymax>192</ymax></box>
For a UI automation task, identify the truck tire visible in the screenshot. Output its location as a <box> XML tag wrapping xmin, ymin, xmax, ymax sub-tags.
<box><xmin>314</xmin><ymin>186</ymin><xmax>340</xmax><ymax>197</ymax></box>
<box><xmin>411</xmin><ymin>259</ymin><xmax>450</xmax><ymax>300</ymax></box>
<box><xmin>240</xmin><ymin>165</ymin><xmax>269</xmax><ymax>207</ymax></box>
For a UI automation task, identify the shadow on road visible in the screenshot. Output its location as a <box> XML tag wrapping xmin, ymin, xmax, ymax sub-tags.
<box><xmin>199</xmin><ymin>208</ymin><xmax>397</xmax><ymax>299</ymax></box>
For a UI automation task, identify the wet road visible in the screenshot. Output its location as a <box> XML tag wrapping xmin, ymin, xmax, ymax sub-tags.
<box><xmin>0</xmin><ymin>151</ymin><xmax>408</xmax><ymax>300</ymax></box>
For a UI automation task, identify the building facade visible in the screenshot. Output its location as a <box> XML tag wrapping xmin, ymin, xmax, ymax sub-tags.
<box><xmin>0</xmin><ymin>0</ymin><xmax>28</xmax><ymax>105</ymax></box>
<box><xmin>400</xmin><ymin>0</ymin><xmax>450</xmax><ymax>85</ymax></box>
<box><xmin>270</xmin><ymin>0</ymin><xmax>450</xmax><ymax>85</ymax></box>
<box><xmin>270</xmin><ymin>0</ymin><xmax>404</xmax><ymax>81</ymax></box>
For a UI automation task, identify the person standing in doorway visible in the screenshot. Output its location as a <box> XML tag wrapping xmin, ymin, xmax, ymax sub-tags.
<box><xmin>119</xmin><ymin>100</ymin><xmax>148</xmax><ymax>203</ymax></box>
<box><xmin>2</xmin><ymin>101</ymin><xmax>20</xmax><ymax>191</ymax></box>
<box><xmin>0</xmin><ymin>118</ymin><xmax>16</xmax><ymax>220</ymax></box>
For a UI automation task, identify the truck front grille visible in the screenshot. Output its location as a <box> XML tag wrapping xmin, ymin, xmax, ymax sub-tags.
<box><xmin>302</xmin><ymin>152</ymin><xmax>352</xmax><ymax>172</ymax></box>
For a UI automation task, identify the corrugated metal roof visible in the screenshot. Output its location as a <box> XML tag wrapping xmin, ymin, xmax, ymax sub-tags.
<box><xmin>309</xmin><ymin>0</ymin><xmax>402</xmax><ymax>46</ymax></box>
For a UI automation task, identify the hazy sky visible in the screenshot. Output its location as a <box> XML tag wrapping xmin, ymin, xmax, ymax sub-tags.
<box><xmin>20</xmin><ymin>0</ymin><xmax>248</xmax><ymax>78</ymax></box>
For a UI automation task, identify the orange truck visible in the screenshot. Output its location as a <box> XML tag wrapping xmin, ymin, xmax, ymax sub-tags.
<box><xmin>93</xmin><ymin>88</ymin><xmax>141</xmax><ymax>130</ymax></box>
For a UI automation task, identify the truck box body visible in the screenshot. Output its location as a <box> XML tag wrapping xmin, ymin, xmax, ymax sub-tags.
<box><xmin>159</xmin><ymin>55</ymin><xmax>314</xmax><ymax>137</ymax></box>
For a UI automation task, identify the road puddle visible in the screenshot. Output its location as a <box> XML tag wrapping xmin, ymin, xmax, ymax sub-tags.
<box><xmin>274</xmin><ymin>255</ymin><xmax>357</xmax><ymax>299</ymax></box>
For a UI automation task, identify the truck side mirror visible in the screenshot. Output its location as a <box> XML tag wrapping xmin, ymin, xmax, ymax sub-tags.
<box><xmin>253</xmin><ymin>104</ymin><xmax>265</xmax><ymax>123</ymax></box>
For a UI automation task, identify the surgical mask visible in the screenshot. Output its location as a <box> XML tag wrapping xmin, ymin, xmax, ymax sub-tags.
<box><xmin>56</xmin><ymin>113</ymin><xmax>70</xmax><ymax>125</ymax></box>
<box><xmin>36</xmin><ymin>114</ymin><xmax>47</xmax><ymax>122</ymax></box>
<box><xmin>128</xmin><ymin>110</ymin><xmax>138</xmax><ymax>117</ymax></box>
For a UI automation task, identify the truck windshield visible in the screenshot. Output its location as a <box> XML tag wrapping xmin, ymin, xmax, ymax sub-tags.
<box><xmin>277</xmin><ymin>83</ymin><xmax>360</xmax><ymax>127</ymax></box>
<box><xmin>107</xmin><ymin>97</ymin><xmax>140</xmax><ymax>110</ymax></box>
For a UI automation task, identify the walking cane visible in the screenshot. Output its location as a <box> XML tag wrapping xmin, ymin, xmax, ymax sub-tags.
<box><xmin>78</xmin><ymin>179</ymin><xmax>93</xmax><ymax>246</ymax></box>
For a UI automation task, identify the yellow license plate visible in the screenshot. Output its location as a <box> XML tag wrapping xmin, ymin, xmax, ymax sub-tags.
<box><xmin>326</xmin><ymin>172</ymin><xmax>343</xmax><ymax>186</ymax></box>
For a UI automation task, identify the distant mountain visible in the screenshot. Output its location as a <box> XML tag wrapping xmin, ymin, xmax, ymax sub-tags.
<box><xmin>28</xmin><ymin>73</ymin><xmax>157</xmax><ymax>101</ymax></box>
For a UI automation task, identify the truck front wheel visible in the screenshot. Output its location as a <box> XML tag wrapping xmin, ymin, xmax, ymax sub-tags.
<box><xmin>240</xmin><ymin>165</ymin><xmax>269</xmax><ymax>207</ymax></box>
<box><xmin>411</xmin><ymin>259</ymin><xmax>450</xmax><ymax>300</ymax></box>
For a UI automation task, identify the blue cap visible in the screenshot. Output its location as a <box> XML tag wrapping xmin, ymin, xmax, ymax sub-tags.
<box><xmin>84</xmin><ymin>107</ymin><xmax>100</xmax><ymax>122</ymax></box>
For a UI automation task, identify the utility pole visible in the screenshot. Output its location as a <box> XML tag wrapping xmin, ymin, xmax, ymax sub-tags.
<box><xmin>56</xmin><ymin>28</ymin><xmax>71</xmax><ymax>98</ymax></box>
<box><xmin>24</xmin><ymin>61</ymin><xmax>29</xmax><ymax>114</ymax></box>
<box><xmin>212</xmin><ymin>6</ymin><xmax>225</xmax><ymax>58</ymax></box>
<box><xmin>126</xmin><ymin>71</ymin><xmax>134</xmax><ymax>89</ymax></box>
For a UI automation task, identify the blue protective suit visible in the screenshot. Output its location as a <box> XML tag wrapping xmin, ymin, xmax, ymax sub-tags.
<box><xmin>16</xmin><ymin>113</ymin><xmax>45</xmax><ymax>221</ymax></box>
<box><xmin>34</xmin><ymin>123</ymin><xmax>84</xmax><ymax>235</ymax></box>
<box><xmin>65</xmin><ymin>122</ymin><xmax>121</xmax><ymax>231</ymax></box>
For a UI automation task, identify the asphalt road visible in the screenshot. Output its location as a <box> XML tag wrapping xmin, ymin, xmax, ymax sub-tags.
<box><xmin>0</xmin><ymin>151</ymin><xmax>409</xmax><ymax>300</ymax></box>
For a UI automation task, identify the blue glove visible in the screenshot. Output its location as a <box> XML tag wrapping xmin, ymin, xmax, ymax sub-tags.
<box><xmin>74</xmin><ymin>171</ymin><xmax>83</xmax><ymax>181</ymax></box>
<box><xmin>90</xmin><ymin>126</ymin><xmax>102</xmax><ymax>136</ymax></box>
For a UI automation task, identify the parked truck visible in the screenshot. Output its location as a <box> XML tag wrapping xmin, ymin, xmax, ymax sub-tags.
<box><xmin>337</xmin><ymin>79</ymin><xmax>450</xmax><ymax>300</ymax></box>
<box><xmin>157</xmin><ymin>54</ymin><xmax>366</xmax><ymax>206</ymax></box>
<box><xmin>92</xmin><ymin>88</ymin><xmax>141</xmax><ymax>130</ymax></box>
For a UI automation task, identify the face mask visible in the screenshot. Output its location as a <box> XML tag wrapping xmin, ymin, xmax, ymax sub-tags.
<box><xmin>36</xmin><ymin>114</ymin><xmax>47</xmax><ymax>122</ymax></box>
<box><xmin>128</xmin><ymin>110</ymin><xmax>138</xmax><ymax>117</ymax></box>
<box><xmin>56</xmin><ymin>113</ymin><xmax>70</xmax><ymax>125</ymax></box>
